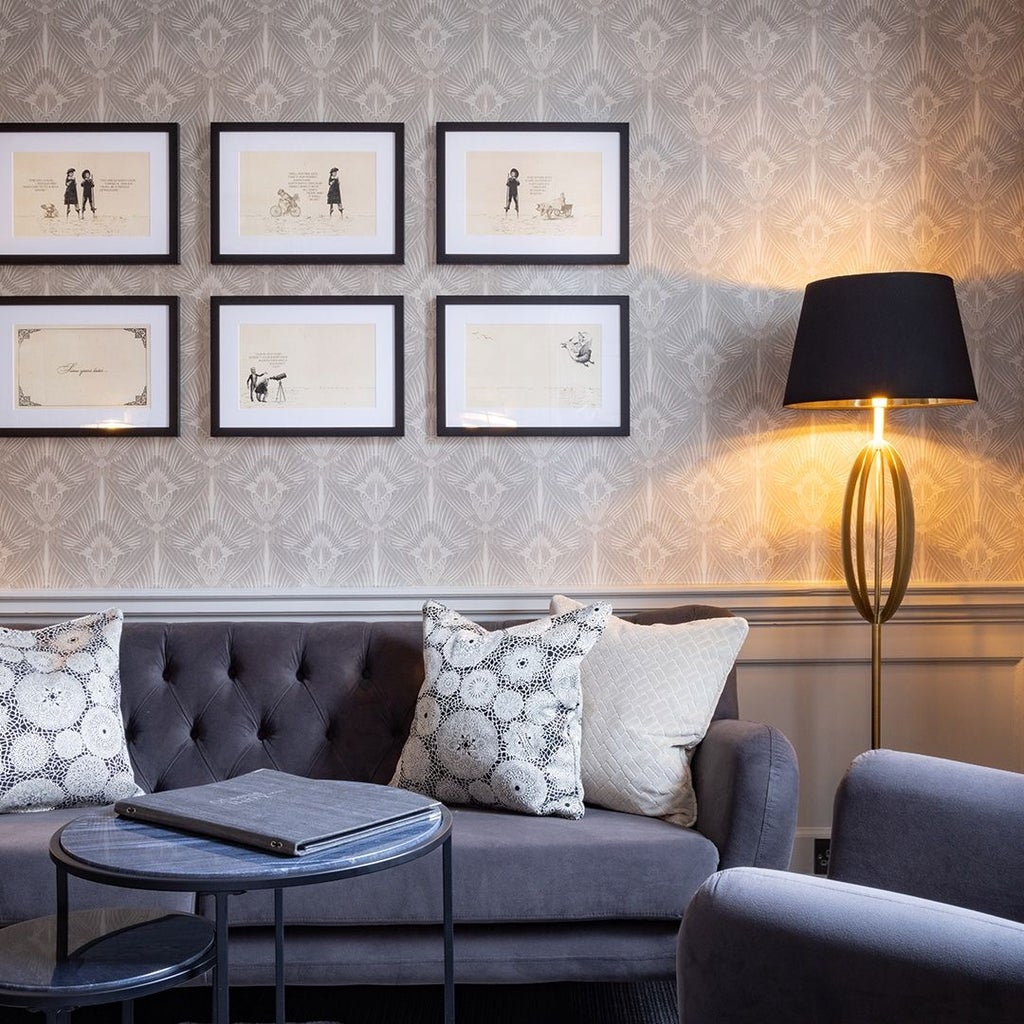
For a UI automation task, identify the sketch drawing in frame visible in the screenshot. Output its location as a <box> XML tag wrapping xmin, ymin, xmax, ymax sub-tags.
<box><xmin>0</xmin><ymin>123</ymin><xmax>179</xmax><ymax>264</ymax></box>
<box><xmin>210</xmin><ymin>122</ymin><xmax>404</xmax><ymax>263</ymax></box>
<box><xmin>210</xmin><ymin>296</ymin><xmax>404</xmax><ymax>437</ymax></box>
<box><xmin>436</xmin><ymin>295</ymin><xmax>629</xmax><ymax>436</ymax></box>
<box><xmin>0</xmin><ymin>296</ymin><xmax>179</xmax><ymax>436</ymax></box>
<box><xmin>436</xmin><ymin>122</ymin><xmax>628</xmax><ymax>264</ymax></box>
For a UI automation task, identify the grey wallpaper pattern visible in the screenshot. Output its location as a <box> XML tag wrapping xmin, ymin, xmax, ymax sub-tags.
<box><xmin>0</xmin><ymin>0</ymin><xmax>1021</xmax><ymax>593</ymax></box>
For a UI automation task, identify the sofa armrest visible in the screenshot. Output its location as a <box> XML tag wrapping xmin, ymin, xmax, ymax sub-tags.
<box><xmin>679</xmin><ymin>867</ymin><xmax>1024</xmax><ymax>1024</ymax></box>
<box><xmin>830</xmin><ymin>749</ymin><xmax>1024</xmax><ymax>922</ymax></box>
<box><xmin>690</xmin><ymin>719</ymin><xmax>798</xmax><ymax>869</ymax></box>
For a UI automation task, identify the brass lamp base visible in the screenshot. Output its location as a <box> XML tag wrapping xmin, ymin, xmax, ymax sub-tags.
<box><xmin>840</xmin><ymin>436</ymin><xmax>915</xmax><ymax>750</ymax></box>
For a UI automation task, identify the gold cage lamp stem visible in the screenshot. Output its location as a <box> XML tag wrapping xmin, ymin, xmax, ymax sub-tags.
<box><xmin>839</xmin><ymin>405</ymin><xmax>915</xmax><ymax>749</ymax></box>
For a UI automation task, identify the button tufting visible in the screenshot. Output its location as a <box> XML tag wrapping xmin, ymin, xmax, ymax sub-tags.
<box><xmin>189</xmin><ymin>723</ymin><xmax>201</xmax><ymax>741</ymax></box>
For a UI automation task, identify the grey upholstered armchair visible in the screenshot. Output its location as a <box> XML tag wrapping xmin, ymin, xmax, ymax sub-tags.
<box><xmin>678</xmin><ymin>748</ymin><xmax>1024</xmax><ymax>1023</ymax></box>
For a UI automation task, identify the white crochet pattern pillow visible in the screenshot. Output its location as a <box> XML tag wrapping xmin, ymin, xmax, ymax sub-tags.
<box><xmin>0</xmin><ymin>608</ymin><xmax>142</xmax><ymax>813</ymax></box>
<box><xmin>391</xmin><ymin>599</ymin><xmax>611</xmax><ymax>819</ymax></box>
<box><xmin>551</xmin><ymin>595</ymin><xmax>749</xmax><ymax>827</ymax></box>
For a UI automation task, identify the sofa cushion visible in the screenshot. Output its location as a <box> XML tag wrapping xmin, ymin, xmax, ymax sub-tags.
<box><xmin>0</xmin><ymin>609</ymin><xmax>142</xmax><ymax>812</ymax></box>
<box><xmin>391</xmin><ymin>601</ymin><xmax>611</xmax><ymax>819</ymax></box>
<box><xmin>0</xmin><ymin>806</ymin><xmax>193</xmax><ymax>926</ymax></box>
<box><xmin>552</xmin><ymin>595</ymin><xmax>748</xmax><ymax>826</ymax></box>
<box><xmin>199</xmin><ymin>804</ymin><xmax>721</xmax><ymax>928</ymax></box>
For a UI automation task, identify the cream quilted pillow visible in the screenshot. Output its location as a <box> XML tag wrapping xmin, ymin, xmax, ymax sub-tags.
<box><xmin>550</xmin><ymin>595</ymin><xmax>748</xmax><ymax>827</ymax></box>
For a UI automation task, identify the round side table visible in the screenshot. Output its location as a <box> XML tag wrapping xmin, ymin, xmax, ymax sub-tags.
<box><xmin>51</xmin><ymin>791</ymin><xmax>454</xmax><ymax>1024</ymax></box>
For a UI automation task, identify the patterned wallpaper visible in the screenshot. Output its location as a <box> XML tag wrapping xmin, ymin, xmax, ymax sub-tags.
<box><xmin>0</xmin><ymin>0</ymin><xmax>1020</xmax><ymax>594</ymax></box>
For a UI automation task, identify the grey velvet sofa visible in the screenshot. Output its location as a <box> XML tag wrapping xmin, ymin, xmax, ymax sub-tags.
<box><xmin>1</xmin><ymin>605</ymin><xmax>798</xmax><ymax>989</ymax></box>
<box><xmin>678</xmin><ymin>748</ymin><xmax>1024</xmax><ymax>1023</ymax></box>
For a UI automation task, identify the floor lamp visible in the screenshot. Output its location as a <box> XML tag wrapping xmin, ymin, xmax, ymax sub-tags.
<box><xmin>783</xmin><ymin>272</ymin><xmax>977</xmax><ymax>749</ymax></box>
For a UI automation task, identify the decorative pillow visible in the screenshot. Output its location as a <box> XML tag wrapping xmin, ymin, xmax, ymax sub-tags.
<box><xmin>391</xmin><ymin>599</ymin><xmax>611</xmax><ymax>819</ymax></box>
<box><xmin>0</xmin><ymin>608</ymin><xmax>142</xmax><ymax>813</ymax></box>
<box><xmin>550</xmin><ymin>595</ymin><xmax>749</xmax><ymax>827</ymax></box>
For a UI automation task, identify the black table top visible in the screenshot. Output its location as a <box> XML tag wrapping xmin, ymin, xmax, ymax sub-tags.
<box><xmin>51</xmin><ymin>788</ymin><xmax>452</xmax><ymax>892</ymax></box>
<box><xmin>0</xmin><ymin>908</ymin><xmax>215</xmax><ymax>1009</ymax></box>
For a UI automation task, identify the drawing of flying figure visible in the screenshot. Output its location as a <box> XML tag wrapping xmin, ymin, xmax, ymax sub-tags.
<box><xmin>504</xmin><ymin>167</ymin><xmax>519</xmax><ymax>215</ymax></box>
<box><xmin>80</xmin><ymin>169</ymin><xmax>96</xmax><ymax>216</ymax></box>
<box><xmin>562</xmin><ymin>330</ymin><xmax>594</xmax><ymax>366</ymax></box>
<box><xmin>327</xmin><ymin>166</ymin><xmax>343</xmax><ymax>217</ymax></box>
<box><xmin>64</xmin><ymin>168</ymin><xmax>80</xmax><ymax>217</ymax></box>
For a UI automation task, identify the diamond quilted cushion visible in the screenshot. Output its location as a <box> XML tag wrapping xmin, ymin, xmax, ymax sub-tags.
<box><xmin>551</xmin><ymin>595</ymin><xmax>749</xmax><ymax>827</ymax></box>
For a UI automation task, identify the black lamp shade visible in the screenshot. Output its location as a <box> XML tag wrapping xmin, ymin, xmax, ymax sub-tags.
<box><xmin>783</xmin><ymin>272</ymin><xmax>978</xmax><ymax>409</ymax></box>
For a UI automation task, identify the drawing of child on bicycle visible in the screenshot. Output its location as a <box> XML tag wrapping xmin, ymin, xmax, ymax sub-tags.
<box><xmin>271</xmin><ymin>188</ymin><xmax>300</xmax><ymax>217</ymax></box>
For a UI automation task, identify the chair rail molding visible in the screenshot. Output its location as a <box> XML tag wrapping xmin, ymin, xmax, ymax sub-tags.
<box><xmin>0</xmin><ymin>583</ymin><xmax>1021</xmax><ymax>657</ymax></box>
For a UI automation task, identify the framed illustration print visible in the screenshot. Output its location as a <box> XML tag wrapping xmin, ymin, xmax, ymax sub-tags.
<box><xmin>436</xmin><ymin>295</ymin><xmax>629</xmax><ymax>436</ymax></box>
<box><xmin>436</xmin><ymin>122</ymin><xmax>629</xmax><ymax>264</ymax></box>
<box><xmin>0</xmin><ymin>123</ymin><xmax>178</xmax><ymax>263</ymax></box>
<box><xmin>210</xmin><ymin>122</ymin><xmax>404</xmax><ymax>263</ymax></box>
<box><xmin>211</xmin><ymin>296</ymin><xmax>404</xmax><ymax>436</ymax></box>
<box><xmin>0</xmin><ymin>296</ymin><xmax>178</xmax><ymax>436</ymax></box>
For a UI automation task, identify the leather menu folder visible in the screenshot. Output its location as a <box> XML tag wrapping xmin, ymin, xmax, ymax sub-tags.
<box><xmin>115</xmin><ymin>769</ymin><xmax>441</xmax><ymax>856</ymax></box>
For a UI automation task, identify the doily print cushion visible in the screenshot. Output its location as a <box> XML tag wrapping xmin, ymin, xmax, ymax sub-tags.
<box><xmin>391</xmin><ymin>600</ymin><xmax>611</xmax><ymax>819</ymax></box>
<box><xmin>0</xmin><ymin>608</ymin><xmax>143</xmax><ymax>813</ymax></box>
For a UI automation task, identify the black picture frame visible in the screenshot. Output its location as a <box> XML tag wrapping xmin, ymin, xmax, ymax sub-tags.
<box><xmin>211</xmin><ymin>295</ymin><xmax>404</xmax><ymax>437</ymax></box>
<box><xmin>436</xmin><ymin>295</ymin><xmax>629</xmax><ymax>436</ymax></box>
<box><xmin>0</xmin><ymin>123</ymin><xmax>179</xmax><ymax>264</ymax></box>
<box><xmin>0</xmin><ymin>296</ymin><xmax>179</xmax><ymax>436</ymax></box>
<box><xmin>210</xmin><ymin>122</ymin><xmax>405</xmax><ymax>264</ymax></box>
<box><xmin>436</xmin><ymin>122</ymin><xmax>629</xmax><ymax>264</ymax></box>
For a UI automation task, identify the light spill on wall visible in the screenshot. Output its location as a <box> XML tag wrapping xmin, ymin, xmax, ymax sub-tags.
<box><xmin>0</xmin><ymin>0</ymin><xmax>1020</xmax><ymax>592</ymax></box>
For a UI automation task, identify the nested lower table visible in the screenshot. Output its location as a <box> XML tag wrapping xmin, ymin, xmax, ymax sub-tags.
<box><xmin>50</xmin><ymin>792</ymin><xmax>454</xmax><ymax>1024</ymax></box>
<box><xmin>0</xmin><ymin>907</ymin><xmax>215</xmax><ymax>1023</ymax></box>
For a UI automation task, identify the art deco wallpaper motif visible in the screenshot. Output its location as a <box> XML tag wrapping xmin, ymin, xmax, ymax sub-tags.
<box><xmin>0</xmin><ymin>0</ymin><xmax>1020</xmax><ymax>594</ymax></box>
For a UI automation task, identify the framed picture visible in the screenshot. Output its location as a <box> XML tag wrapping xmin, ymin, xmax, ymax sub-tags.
<box><xmin>0</xmin><ymin>123</ymin><xmax>178</xmax><ymax>264</ymax></box>
<box><xmin>0</xmin><ymin>296</ymin><xmax>178</xmax><ymax>436</ymax></box>
<box><xmin>436</xmin><ymin>295</ymin><xmax>629</xmax><ymax>436</ymax></box>
<box><xmin>211</xmin><ymin>296</ymin><xmax>404</xmax><ymax>436</ymax></box>
<box><xmin>436</xmin><ymin>122</ymin><xmax>629</xmax><ymax>264</ymax></box>
<box><xmin>211</xmin><ymin>122</ymin><xmax>404</xmax><ymax>263</ymax></box>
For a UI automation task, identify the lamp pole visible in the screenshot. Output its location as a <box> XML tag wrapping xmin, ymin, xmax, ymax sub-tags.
<box><xmin>840</xmin><ymin>403</ymin><xmax>914</xmax><ymax>750</ymax></box>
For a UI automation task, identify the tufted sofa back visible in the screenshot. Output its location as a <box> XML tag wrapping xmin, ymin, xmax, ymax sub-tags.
<box><xmin>117</xmin><ymin>606</ymin><xmax>739</xmax><ymax>794</ymax></box>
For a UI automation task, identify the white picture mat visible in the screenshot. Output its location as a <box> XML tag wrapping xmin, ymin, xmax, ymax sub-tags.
<box><xmin>0</xmin><ymin>303</ymin><xmax>172</xmax><ymax>429</ymax></box>
<box><xmin>443</xmin><ymin>129</ymin><xmax>622</xmax><ymax>256</ymax></box>
<box><xmin>442</xmin><ymin>302</ymin><xmax>623</xmax><ymax>429</ymax></box>
<box><xmin>216</xmin><ymin>302</ymin><xmax>397</xmax><ymax>428</ymax></box>
<box><xmin>216</xmin><ymin>130</ymin><xmax>397</xmax><ymax>256</ymax></box>
<box><xmin>0</xmin><ymin>129</ymin><xmax>171</xmax><ymax>257</ymax></box>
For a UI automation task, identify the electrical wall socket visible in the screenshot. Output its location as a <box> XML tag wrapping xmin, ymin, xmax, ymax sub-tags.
<box><xmin>813</xmin><ymin>837</ymin><xmax>831</xmax><ymax>875</ymax></box>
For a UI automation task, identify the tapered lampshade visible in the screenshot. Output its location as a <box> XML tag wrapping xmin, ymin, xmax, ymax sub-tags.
<box><xmin>783</xmin><ymin>272</ymin><xmax>977</xmax><ymax>409</ymax></box>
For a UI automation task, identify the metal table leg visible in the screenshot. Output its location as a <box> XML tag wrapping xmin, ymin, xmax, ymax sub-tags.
<box><xmin>213</xmin><ymin>892</ymin><xmax>230</xmax><ymax>1024</ymax></box>
<box><xmin>443</xmin><ymin>834</ymin><xmax>454</xmax><ymax>1024</ymax></box>
<box><xmin>274</xmin><ymin>887</ymin><xmax>285</xmax><ymax>1024</ymax></box>
<box><xmin>55</xmin><ymin>864</ymin><xmax>68</xmax><ymax>961</ymax></box>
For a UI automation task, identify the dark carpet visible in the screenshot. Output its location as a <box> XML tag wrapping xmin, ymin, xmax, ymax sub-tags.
<box><xmin>7</xmin><ymin>981</ymin><xmax>679</xmax><ymax>1023</ymax></box>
